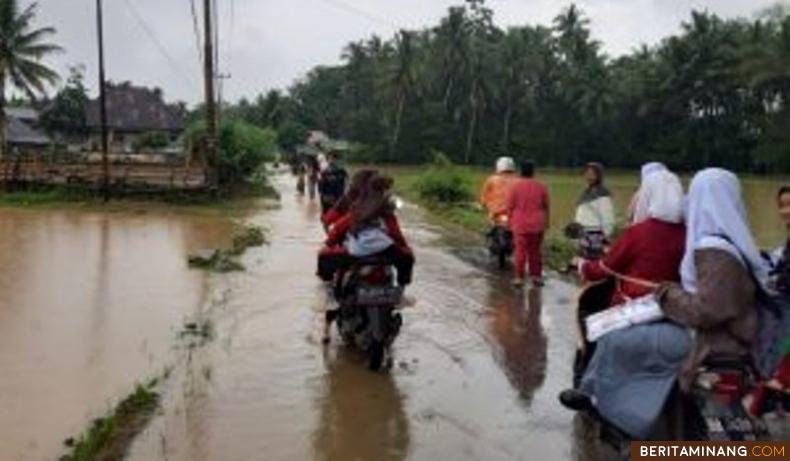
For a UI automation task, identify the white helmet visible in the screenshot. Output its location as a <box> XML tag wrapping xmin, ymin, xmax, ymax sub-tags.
<box><xmin>495</xmin><ymin>157</ymin><xmax>516</xmax><ymax>174</ymax></box>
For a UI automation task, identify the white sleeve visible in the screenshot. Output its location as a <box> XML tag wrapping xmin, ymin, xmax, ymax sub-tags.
<box><xmin>598</xmin><ymin>197</ymin><xmax>616</xmax><ymax>237</ymax></box>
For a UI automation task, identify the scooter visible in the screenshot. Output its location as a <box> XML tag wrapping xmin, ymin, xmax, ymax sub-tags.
<box><xmin>333</xmin><ymin>256</ymin><xmax>404</xmax><ymax>371</ymax></box>
<box><xmin>572</xmin><ymin>281</ymin><xmax>770</xmax><ymax>451</ymax></box>
<box><xmin>487</xmin><ymin>215</ymin><xmax>513</xmax><ymax>269</ymax></box>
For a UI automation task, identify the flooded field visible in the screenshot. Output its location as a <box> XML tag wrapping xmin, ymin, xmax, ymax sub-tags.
<box><xmin>0</xmin><ymin>207</ymin><xmax>238</xmax><ymax>460</ymax></box>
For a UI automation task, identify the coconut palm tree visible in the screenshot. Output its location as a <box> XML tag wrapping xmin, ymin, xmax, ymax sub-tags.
<box><xmin>0</xmin><ymin>0</ymin><xmax>62</xmax><ymax>158</ymax></box>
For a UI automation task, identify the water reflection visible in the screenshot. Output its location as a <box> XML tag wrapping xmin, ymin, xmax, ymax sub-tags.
<box><xmin>486</xmin><ymin>283</ymin><xmax>548</xmax><ymax>406</ymax></box>
<box><xmin>313</xmin><ymin>348</ymin><xmax>411</xmax><ymax>461</ymax></box>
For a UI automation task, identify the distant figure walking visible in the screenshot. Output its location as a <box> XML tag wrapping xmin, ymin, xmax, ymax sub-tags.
<box><xmin>318</xmin><ymin>151</ymin><xmax>348</xmax><ymax>213</ymax></box>
<box><xmin>507</xmin><ymin>161</ymin><xmax>550</xmax><ymax>288</ymax></box>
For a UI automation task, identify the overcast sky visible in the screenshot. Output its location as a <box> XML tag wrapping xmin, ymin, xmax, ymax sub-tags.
<box><xmin>31</xmin><ymin>0</ymin><xmax>782</xmax><ymax>105</ymax></box>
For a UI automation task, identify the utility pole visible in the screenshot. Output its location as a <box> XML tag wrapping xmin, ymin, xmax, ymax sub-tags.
<box><xmin>96</xmin><ymin>0</ymin><xmax>110</xmax><ymax>202</ymax></box>
<box><xmin>203</xmin><ymin>0</ymin><xmax>218</xmax><ymax>191</ymax></box>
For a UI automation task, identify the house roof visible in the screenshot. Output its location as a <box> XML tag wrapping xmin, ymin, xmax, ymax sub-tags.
<box><xmin>85</xmin><ymin>82</ymin><xmax>185</xmax><ymax>132</ymax></box>
<box><xmin>5</xmin><ymin>107</ymin><xmax>39</xmax><ymax>122</ymax></box>
<box><xmin>7</xmin><ymin>116</ymin><xmax>50</xmax><ymax>146</ymax></box>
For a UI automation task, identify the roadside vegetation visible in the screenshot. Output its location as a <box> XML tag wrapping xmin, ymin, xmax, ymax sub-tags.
<box><xmin>381</xmin><ymin>156</ymin><xmax>577</xmax><ymax>271</ymax></box>
<box><xmin>60</xmin><ymin>380</ymin><xmax>161</xmax><ymax>461</ymax></box>
<box><xmin>188</xmin><ymin>224</ymin><xmax>268</xmax><ymax>272</ymax></box>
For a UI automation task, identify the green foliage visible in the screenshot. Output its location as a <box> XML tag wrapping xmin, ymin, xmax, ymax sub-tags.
<box><xmin>221</xmin><ymin>1</ymin><xmax>790</xmax><ymax>174</ymax></box>
<box><xmin>184</xmin><ymin>120</ymin><xmax>278</xmax><ymax>185</ymax></box>
<box><xmin>61</xmin><ymin>383</ymin><xmax>159</xmax><ymax>461</ymax></box>
<box><xmin>0</xmin><ymin>0</ymin><xmax>62</xmax><ymax>156</ymax></box>
<box><xmin>40</xmin><ymin>66</ymin><xmax>88</xmax><ymax>137</ymax></box>
<box><xmin>415</xmin><ymin>168</ymin><xmax>475</xmax><ymax>204</ymax></box>
<box><xmin>136</xmin><ymin>131</ymin><xmax>170</xmax><ymax>149</ymax></box>
<box><xmin>230</xmin><ymin>225</ymin><xmax>268</xmax><ymax>255</ymax></box>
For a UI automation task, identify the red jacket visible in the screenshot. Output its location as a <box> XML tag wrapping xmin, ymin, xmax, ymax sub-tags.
<box><xmin>582</xmin><ymin>218</ymin><xmax>685</xmax><ymax>305</ymax></box>
<box><xmin>507</xmin><ymin>178</ymin><xmax>550</xmax><ymax>234</ymax></box>
<box><xmin>325</xmin><ymin>213</ymin><xmax>409</xmax><ymax>249</ymax></box>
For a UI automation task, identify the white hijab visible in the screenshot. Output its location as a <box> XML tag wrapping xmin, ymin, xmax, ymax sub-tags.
<box><xmin>631</xmin><ymin>162</ymin><xmax>670</xmax><ymax>224</ymax></box>
<box><xmin>680</xmin><ymin>168</ymin><xmax>769</xmax><ymax>293</ymax></box>
<box><xmin>641</xmin><ymin>162</ymin><xmax>668</xmax><ymax>182</ymax></box>
<box><xmin>632</xmin><ymin>170</ymin><xmax>684</xmax><ymax>224</ymax></box>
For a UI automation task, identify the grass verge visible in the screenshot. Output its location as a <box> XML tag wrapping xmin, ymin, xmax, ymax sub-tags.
<box><xmin>60</xmin><ymin>381</ymin><xmax>160</xmax><ymax>461</ymax></box>
<box><xmin>381</xmin><ymin>164</ymin><xmax>577</xmax><ymax>272</ymax></box>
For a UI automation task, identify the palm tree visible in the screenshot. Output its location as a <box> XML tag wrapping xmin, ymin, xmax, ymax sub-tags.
<box><xmin>387</xmin><ymin>30</ymin><xmax>417</xmax><ymax>159</ymax></box>
<box><xmin>0</xmin><ymin>0</ymin><xmax>61</xmax><ymax>158</ymax></box>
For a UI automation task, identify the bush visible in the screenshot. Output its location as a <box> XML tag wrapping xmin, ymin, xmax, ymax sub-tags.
<box><xmin>415</xmin><ymin>168</ymin><xmax>474</xmax><ymax>204</ymax></box>
<box><xmin>184</xmin><ymin>120</ymin><xmax>278</xmax><ymax>185</ymax></box>
<box><xmin>136</xmin><ymin>131</ymin><xmax>170</xmax><ymax>149</ymax></box>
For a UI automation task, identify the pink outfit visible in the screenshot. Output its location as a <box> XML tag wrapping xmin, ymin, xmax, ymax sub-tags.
<box><xmin>507</xmin><ymin>179</ymin><xmax>550</xmax><ymax>234</ymax></box>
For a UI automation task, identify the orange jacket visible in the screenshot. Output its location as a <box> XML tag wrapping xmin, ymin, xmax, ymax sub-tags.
<box><xmin>480</xmin><ymin>173</ymin><xmax>520</xmax><ymax>220</ymax></box>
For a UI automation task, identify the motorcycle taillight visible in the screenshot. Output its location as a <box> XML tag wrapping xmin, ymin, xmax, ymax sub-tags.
<box><xmin>712</xmin><ymin>371</ymin><xmax>746</xmax><ymax>405</ymax></box>
<box><xmin>364</xmin><ymin>267</ymin><xmax>390</xmax><ymax>284</ymax></box>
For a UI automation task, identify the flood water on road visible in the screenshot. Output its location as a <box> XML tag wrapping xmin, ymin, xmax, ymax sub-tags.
<box><xmin>0</xmin><ymin>207</ymin><xmax>238</xmax><ymax>460</ymax></box>
<box><xmin>127</xmin><ymin>172</ymin><xmax>615</xmax><ymax>461</ymax></box>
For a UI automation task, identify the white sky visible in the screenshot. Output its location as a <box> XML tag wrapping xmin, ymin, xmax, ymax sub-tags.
<box><xmin>29</xmin><ymin>0</ymin><xmax>783</xmax><ymax>105</ymax></box>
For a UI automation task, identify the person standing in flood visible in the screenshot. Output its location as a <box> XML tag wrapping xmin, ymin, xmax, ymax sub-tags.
<box><xmin>507</xmin><ymin>161</ymin><xmax>550</xmax><ymax>288</ymax></box>
<box><xmin>574</xmin><ymin>162</ymin><xmax>615</xmax><ymax>238</ymax></box>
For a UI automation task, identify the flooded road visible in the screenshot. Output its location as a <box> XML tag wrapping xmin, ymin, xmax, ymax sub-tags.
<box><xmin>0</xmin><ymin>207</ymin><xmax>239</xmax><ymax>460</ymax></box>
<box><xmin>125</xmin><ymin>173</ymin><xmax>613</xmax><ymax>461</ymax></box>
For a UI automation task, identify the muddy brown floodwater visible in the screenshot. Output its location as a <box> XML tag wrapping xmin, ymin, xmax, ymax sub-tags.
<box><xmin>122</xmin><ymin>172</ymin><xmax>616</xmax><ymax>461</ymax></box>
<box><xmin>0</xmin><ymin>207</ymin><xmax>239</xmax><ymax>460</ymax></box>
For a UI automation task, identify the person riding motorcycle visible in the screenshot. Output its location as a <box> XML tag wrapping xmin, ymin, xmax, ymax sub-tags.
<box><xmin>559</xmin><ymin>169</ymin><xmax>688</xmax><ymax>440</ymax></box>
<box><xmin>317</xmin><ymin>174</ymin><xmax>415</xmax><ymax>342</ymax></box>
<box><xmin>320</xmin><ymin>175</ymin><xmax>413</xmax><ymax>284</ymax></box>
<box><xmin>480</xmin><ymin>157</ymin><xmax>520</xmax><ymax>224</ymax></box>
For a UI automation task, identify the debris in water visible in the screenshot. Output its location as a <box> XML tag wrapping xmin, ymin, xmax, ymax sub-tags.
<box><xmin>187</xmin><ymin>225</ymin><xmax>267</xmax><ymax>272</ymax></box>
<box><xmin>188</xmin><ymin>249</ymin><xmax>245</xmax><ymax>273</ymax></box>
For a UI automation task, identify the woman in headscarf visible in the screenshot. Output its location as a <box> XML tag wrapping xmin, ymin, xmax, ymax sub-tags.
<box><xmin>578</xmin><ymin>169</ymin><xmax>686</xmax><ymax>306</ymax></box>
<box><xmin>559</xmin><ymin>169</ymin><xmax>689</xmax><ymax>439</ymax></box>
<box><xmin>575</xmin><ymin>162</ymin><xmax>616</xmax><ymax>237</ymax></box>
<box><xmin>628</xmin><ymin>162</ymin><xmax>669</xmax><ymax>224</ymax></box>
<box><xmin>656</xmin><ymin>168</ymin><xmax>769</xmax><ymax>391</ymax></box>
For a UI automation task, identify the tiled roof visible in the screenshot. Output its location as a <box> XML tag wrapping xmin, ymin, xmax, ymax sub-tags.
<box><xmin>86</xmin><ymin>82</ymin><xmax>185</xmax><ymax>132</ymax></box>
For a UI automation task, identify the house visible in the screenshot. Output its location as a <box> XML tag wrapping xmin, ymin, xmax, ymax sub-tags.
<box><xmin>85</xmin><ymin>82</ymin><xmax>186</xmax><ymax>154</ymax></box>
<box><xmin>4</xmin><ymin>107</ymin><xmax>50</xmax><ymax>155</ymax></box>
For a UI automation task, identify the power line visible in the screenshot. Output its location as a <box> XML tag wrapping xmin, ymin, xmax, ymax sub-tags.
<box><xmin>314</xmin><ymin>0</ymin><xmax>399</xmax><ymax>30</ymax></box>
<box><xmin>120</xmin><ymin>0</ymin><xmax>197</xmax><ymax>91</ymax></box>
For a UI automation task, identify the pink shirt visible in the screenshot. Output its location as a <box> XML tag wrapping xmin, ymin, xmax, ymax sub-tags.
<box><xmin>507</xmin><ymin>178</ymin><xmax>550</xmax><ymax>234</ymax></box>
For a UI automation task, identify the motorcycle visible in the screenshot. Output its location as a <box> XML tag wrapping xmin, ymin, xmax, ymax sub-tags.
<box><xmin>333</xmin><ymin>256</ymin><xmax>404</xmax><ymax>371</ymax></box>
<box><xmin>572</xmin><ymin>281</ymin><xmax>771</xmax><ymax>452</ymax></box>
<box><xmin>487</xmin><ymin>215</ymin><xmax>513</xmax><ymax>269</ymax></box>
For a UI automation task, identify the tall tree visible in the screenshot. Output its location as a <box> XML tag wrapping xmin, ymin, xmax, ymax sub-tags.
<box><xmin>0</xmin><ymin>0</ymin><xmax>61</xmax><ymax>157</ymax></box>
